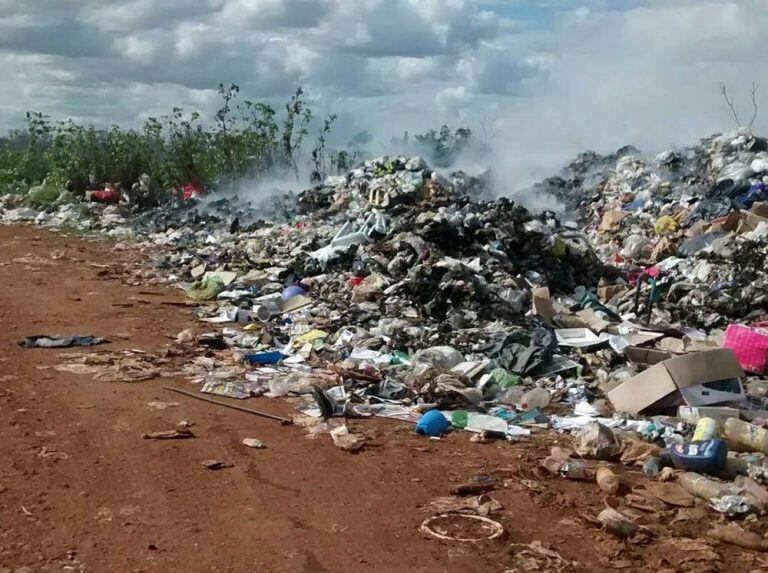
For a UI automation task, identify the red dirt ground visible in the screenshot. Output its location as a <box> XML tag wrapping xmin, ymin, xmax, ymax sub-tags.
<box><xmin>0</xmin><ymin>224</ymin><xmax>764</xmax><ymax>572</ymax></box>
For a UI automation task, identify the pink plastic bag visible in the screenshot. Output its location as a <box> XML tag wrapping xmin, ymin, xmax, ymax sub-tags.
<box><xmin>723</xmin><ymin>324</ymin><xmax>768</xmax><ymax>374</ymax></box>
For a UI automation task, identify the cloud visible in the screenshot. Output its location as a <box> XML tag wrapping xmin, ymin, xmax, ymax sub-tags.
<box><xmin>215</xmin><ymin>0</ymin><xmax>335</xmax><ymax>30</ymax></box>
<box><xmin>0</xmin><ymin>0</ymin><xmax>767</xmax><ymax>209</ymax></box>
<box><xmin>0</xmin><ymin>18</ymin><xmax>114</xmax><ymax>58</ymax></box>
<box><xmin>482</xmin><ymin>0</ymin><xmax>768</xmax><ymax>208</ymax></box>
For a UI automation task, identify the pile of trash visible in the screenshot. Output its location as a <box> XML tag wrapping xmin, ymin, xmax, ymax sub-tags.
<box><xmin>7</xmin><ymin>130</ymin><xmax>768</xmax><ymax>547</ymax></box>
<box><xmin>537</xmin><ymin>127</ymin><xmax>768</xmax><ymax>328</ymax></box>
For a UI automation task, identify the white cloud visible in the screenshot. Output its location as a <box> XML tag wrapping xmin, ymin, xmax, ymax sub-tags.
<box><xmin>0</xmin><ymin>0</ymin><xmax>767</xmax><ymax>202</ymax></box>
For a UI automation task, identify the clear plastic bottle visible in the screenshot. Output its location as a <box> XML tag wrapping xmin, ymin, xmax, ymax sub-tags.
<box><xmin>268</xmin><ymin>379</ymin><xmax>290</xmax><ymax>397</ymax></box>
<box><xmin>642</xmin><ymin>457</ymin><xmax>662</xmax><ymax>477</ymax></box>
<box><xmin>499</xmin><ymin>387</ymin><xmax>523</xmax><ymax>406</ymax></box>
<box><xmin>679</xmin><ymin>472</ymin><xmax>742</xmax><ymax>499</ymax></box>
<box><xmin>517</xmin><ymin>388</ymin><xmax>551</xmax><ymax>412</ymax></box>
<box><xmin>723</xmin><ymin>418</ymin><xmax>768</xmax><ymax>454</ymax></box>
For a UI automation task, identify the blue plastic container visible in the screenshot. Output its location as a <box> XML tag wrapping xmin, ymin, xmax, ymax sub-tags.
<box><xmin>281</xmin><ymin>284</ymin><xmax>307</xmax><ymax>301</ymax></box>
<box><xmin>244</xmin><ymin>351</ymin><xmax>284</xmax><ymax>365</ymax></box>
<box><xmin>662</xmin><ymin>439</ymin><xmax>728</xmax><ymax>474</ymax></box>
<box><xmin>415</xmin><ymin>410</ymin><xmax>449</xmax><ymax>437</ymax></box>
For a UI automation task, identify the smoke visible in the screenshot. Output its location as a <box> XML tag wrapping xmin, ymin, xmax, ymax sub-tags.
<box><xmin>195</xmin><ymin>164</ymin><xmax>313</xmax><ymax>223</ymax></box>
<box><xmin>460</xmin><ymin>2</ymin><xmax>768</xmax><ymax>212</ymax></box>
<box><xmin>327</xmin><ymin>1</ymin><xmax>768</xmax><ymax>213</ymax></box>
<box><xmin>194</xmin><ymin>1</ymin><xmax>768</xmax><ymax>218</ymax></box>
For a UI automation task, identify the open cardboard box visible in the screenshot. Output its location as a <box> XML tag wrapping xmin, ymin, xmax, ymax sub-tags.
<box><xmin>624</xmin><ymin>346</ymin><xmax>674</xmax><ymax>366</ymax></box>
<box><xmin>677</xmin><ymin>405</ymin><xmax>741</xmax><ymax>425</ymax></box>
<box><xmin>710</xmin><ymin>210</ymin><xmax>768</xmax><ymax>235</ymax></box>
<box><xmin>608</xmin><ymin>348</ymin><xmax>745</xmax><ymax>415</ymax></box>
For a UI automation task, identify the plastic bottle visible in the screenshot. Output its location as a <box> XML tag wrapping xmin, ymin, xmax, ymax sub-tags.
<box><xmin>517</xmin><ymin>388</ymin><xmax>551</xmax><ymax>412</ymax></box>
<box><xmin>721</xmin><ymin>455</ymin><xmax>749</xmax><ymax>478</ymax></box>
<box><xmin>680</xmin><ymin>472</ymin><xmax>743</xmax><ymax>500</ymax></box>
<box><xmin>642</xmin><ymin>457</ymin><xmax>662</xmax><ymax>477</ymax></box>
<box><xmin>596</xmin><ymin>467</ymin><xmax>620</xmax><ymax>494</ymax></box>
<box><xmin>499</xmin><ymin>387</ymin><xmax>523</xmax><ymax>406</ymax></box>
<box><xmin>723</xmin><ymin>418</ymin><xmax>768</xmax><ymax>454</ymax></box>
<box><xmin>692</xmin><ymin>417</ymin><xmax>719</xmax><ymax>442</ymax></box>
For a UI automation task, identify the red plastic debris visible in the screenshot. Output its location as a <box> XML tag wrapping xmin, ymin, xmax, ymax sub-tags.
<box><xmin>182</xmin><ymin>181</ymin><xmax>205</xmax><ymax>200</ymax></box>
<box><xmin>89</xmin><ymin>187</ymin><xmax>120</xmax><ymax>203</ymax></box>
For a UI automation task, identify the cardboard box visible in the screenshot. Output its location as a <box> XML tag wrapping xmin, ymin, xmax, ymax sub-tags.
<box><xmin>751</xmin><ymin>202</ymin><xmax>768</xmax><ymax>218</ymax></box>
<box><xmin>677</xmin><ymin>405</ymin><xmax>740</xmax><ymax>425</ymax></box>
<box><xmin>531</xmin><ymin>287</ymin><xmax>572</xmax><ymax>324</ymax></box>
<box><xmin>531</xmin><ymin>287</ymin><xmax>555</xmax><ymax>322</ymax></box>
<box><xmin>575</xmin><ymin>309</ymin><xmax>610</xmax><ymax>333</ymax></box>
<box><xmin>624</xmin><ymin>346</ymin><xmax>673</xmax><ymax>366</ymax></box>
<box><xmin>710</xmin><ymin>211</ymin><xmax>768</xmax><ymax>235</ymax></box>
<box><xmin>608</xmin><ymin>349</ymin><xmax>745</xmax><ymax>415</ymax></box>
<box><xmin>597</xmin><ymin>284</ymin><xmax>627</xmax><ymax>302</ymax></box>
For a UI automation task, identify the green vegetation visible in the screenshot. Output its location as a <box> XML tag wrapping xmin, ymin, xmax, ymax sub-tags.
<box><xmin>389</xmin><ymin>125</ymin><xmax>488</xmax><ymax>168</ymax></box>
<box><xmin>0</xmin><ymin>84</ymin><xmax>336</xmax><ymax>197</ymax></box>
<box><xmin>0</xmin><ymin>82</ymin><xmax>484</xmax><ymax>202</ymax></box>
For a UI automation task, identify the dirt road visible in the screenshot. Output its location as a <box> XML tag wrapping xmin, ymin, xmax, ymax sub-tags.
<box><xmin>0</xmin><ymin>224</ymin><xmax>760</xmax><ymax>572</ymax></box>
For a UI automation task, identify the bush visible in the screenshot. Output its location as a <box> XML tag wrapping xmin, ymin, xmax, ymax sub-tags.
<box><xmin>0</xmin><ymin>85</ymin><xmax>338</xmax><ymax>195</ymax></box>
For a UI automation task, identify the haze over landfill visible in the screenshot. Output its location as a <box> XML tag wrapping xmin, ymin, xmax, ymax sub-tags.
<box><xmin>3</xmin><ymin>0</ymin><xmax>768</xmax><ymax>184</ymax></box>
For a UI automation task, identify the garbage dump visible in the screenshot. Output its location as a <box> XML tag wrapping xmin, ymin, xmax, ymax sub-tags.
<box><xmin>7</xmin><ymin>128</ymin><xmax>768</xmax><ymax>555</ymax></box>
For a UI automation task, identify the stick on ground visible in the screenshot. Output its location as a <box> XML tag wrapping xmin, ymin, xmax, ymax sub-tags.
<box><xmin>165</xmin><ymin>386</ymin><xmax>293</xmax><ymax>425</ymax></box>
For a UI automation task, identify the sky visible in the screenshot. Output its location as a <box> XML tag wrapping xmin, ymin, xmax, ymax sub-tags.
<box><xmin>1</xmin><ymin>0</ymin><xmax>768</xmax><ymax>188</ymax></box>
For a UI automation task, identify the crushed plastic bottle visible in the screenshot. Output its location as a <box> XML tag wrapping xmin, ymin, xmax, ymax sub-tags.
<box><xmin>723</xmin><ymin>418</ymin><xmax>768</xmax><ymax>454</ymax></box>
<box><xmin>680</xmin><ymin>472</ymin><xmax>743</xmax><ymax>500</ymax></box>
<box><xmin>517</xmin><ymin>388</ymin><xmax>551</xmax><ymax>412</ymax></box>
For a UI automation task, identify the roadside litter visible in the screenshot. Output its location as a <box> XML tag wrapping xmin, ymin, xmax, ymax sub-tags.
<box><xmin>7</xmin><ymin>130</ymin><xmax>768</xmax><ymax>553</ymax></box>
<box><xmin>142</xmin><ymin>425</ymin><xmax>195</xmax><ymax>440</ymax></box>
<box><xmin>18</xmin><ymin>334</ymin><xmax>105</xmax><ymax>348</ymax></box>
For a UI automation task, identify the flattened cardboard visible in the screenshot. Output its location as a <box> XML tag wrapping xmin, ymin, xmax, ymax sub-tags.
<box><xmin>608</xmin><ymin>349</ymin><xmax>745</xmax><ymax>415</ymax></box>
<box><xmin>623</xmin><ymin>332</ymin><xmax>665</xmax><ymax>347</ymax></box>
<box><xmin>575</xmin><ymin>309</ymin><xmax>610</xmax><ymax>333</ymax></box>
<box><xmin>279</xmin><ymin>294</ymin><xmax>313</xmax><ymax>313</ymax></box>
<box><xmin>531</xmin><ymin>287</ymin><xmax>555</xmax><ymax>322</ymax></box>
<box><xmin>657</xmin><ymin>337</ymin><xmax>686</xmax><ymax>354</ymax></box>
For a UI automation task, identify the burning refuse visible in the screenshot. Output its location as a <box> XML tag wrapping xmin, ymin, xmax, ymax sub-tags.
<box><xmin>6</xmin><ymin>126</ymin><xmax>768</xmax><ymax>567</ymax></box>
